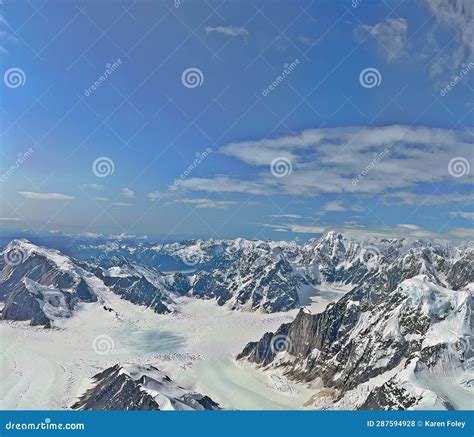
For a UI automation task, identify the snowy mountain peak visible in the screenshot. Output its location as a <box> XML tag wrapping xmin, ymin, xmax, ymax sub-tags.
<box><xmin>72</xmin><ymin>364</ymin><xmax>220</xmax><ymax>411</ymax></box>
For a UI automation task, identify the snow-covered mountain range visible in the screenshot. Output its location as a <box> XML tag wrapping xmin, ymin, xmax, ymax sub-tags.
<box><xmin>0</xmin><ymin>232</ymin><xmax>472</xmax><ymax>410</ymax></box>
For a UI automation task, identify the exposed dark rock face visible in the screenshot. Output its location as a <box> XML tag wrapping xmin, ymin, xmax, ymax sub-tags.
<box><xmin>2</xmin><ymin>281</ymin><xmax>52</xmax><ymax>327</ymax></box>
<box><xmin>191</xmin><ymin>249</ymin><xmax>301</xmax><ymax>313</ymax></box>
<box><xmin>447</xmin><ymin>252</ymin><xmax>474</xmax><ymax>290</ymax></box>
<box><xmin>101</xmin><ymin>275</ymin><xmax>171</xmax><ymax>314</ymax></box>
<box><xmin>238</xmin><ymin>272</ymin><xmax>473</xmax><ymax>410</ymax></box>
<box><xmin>0</xmin><ymin>240</ymin><xmax>97</xmax><ymax>327</ymax></box>
<box><xmin>171</xmin><ymin>272</ymin><xmax>191</xmax><ymax>295</ymax></box>
<box><xmin>359</xmin><ymin>379</ymin><xmax>422</xmax><ymax>410</ymax></box>
<box><xmin>72</xmin><ymin>364</ymin><xmax>220</xmax><ymax>411</ymax></box>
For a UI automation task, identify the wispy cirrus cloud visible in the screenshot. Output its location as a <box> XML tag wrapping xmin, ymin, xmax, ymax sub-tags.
<box><xmin>354</xmin><ymin>18</ymin><xmax>408</xmax><ymax>62</ymax></box>
<box><xmin>206</xmin><ymin>25</ymin><xmax>249</xmax><ymax>42</ymax></box>
<box><xmin>385</xmin><ymin>191</ymin><xmax>472</xmax><ymax>206</ymax></box>
<box><xmin>80</xmin><ymin>183</ymin><xmax>104</xmax><ymax>191</ymax></box>
<box><xmin>18</xmin><ymin>191</ymin><xmax>74</xmax><ymax>200</ymax></box>
<box><xmin>166</xmin><ymin>198</ymin><xmax>239</xmax><ymax>209</ymax></box>
<box><xmin>173</xmin><ymin>175</ymin><xmax>271</xmax><ymax>196</ymax></box>
<box><xmin>270</xmin><ymin>213</ymin><xmax>303</xmax><ymax>219</ymax></box>
<box><xmin>425</xmin><ymin>0</ymin><xmax>474</xmax><ymax>77</ymax></box>
<box><xmin>449</xmin><ymin>211</ymin><xmax>474</xmax><ymax>220</ymax></box>
<box><xmin>265</xmin><ymin>220</ymin><xmax>470</xmax><ymax>241</ymax></box>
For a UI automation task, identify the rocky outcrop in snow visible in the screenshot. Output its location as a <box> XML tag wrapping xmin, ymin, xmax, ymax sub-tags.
<box><xmin>72</xmin><ymin>364</ymin><xmax>220</xmax><ymax>410</ymax></box>
<box><xmin>237</xmin><ymin>274</ymin><xmax>473</xmax><ymax>410</ymax></box>
<box><xmin>0</xmin><ymin>240</ymin><xmax>97</xmax><ymax>326</ymax></box>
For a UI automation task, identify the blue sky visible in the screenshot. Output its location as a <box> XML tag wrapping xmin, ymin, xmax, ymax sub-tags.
<box><xmin>0</xmin><ymin>0</ymin><xmax>473</xmax><ymax>242</ymax></box>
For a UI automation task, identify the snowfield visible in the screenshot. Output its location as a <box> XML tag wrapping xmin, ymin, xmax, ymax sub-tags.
<box><xmin>0</xmin><ymin>279</ymin><xmax>335</xmax><ymax>410</ymax></box>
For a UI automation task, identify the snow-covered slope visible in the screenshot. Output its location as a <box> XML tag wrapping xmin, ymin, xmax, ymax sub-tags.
<box><xmin>0</xmin><ymin>240</ymin><xmax>178</xmax><ymax>325</ymax></box>
<box><xmin>0</xmin><ymin>239</ymin><xmax>98</xmax><ymax>327</ymax></box>
<box><xmin>237</xmin><ymin>274</ymin><xmax>473</xmax><ymax>410</ymax></box>
<box><xmin>72</xmin><ymin>364</ymin><xmax>220</xmax><ymax>410</ymax></box>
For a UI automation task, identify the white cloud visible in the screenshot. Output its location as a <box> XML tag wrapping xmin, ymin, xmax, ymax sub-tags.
<box><xmin>397</xmin><ymin>224</ymin><xmax>423</xmax><ymax>230</ymax></box>
<box><xmin>80</xmin><ymin>183</ymin><xmax>104</xmax><ymax>191</ymax></box>
<box><xmin>18</xmin><ymin>191</ymin><xmax>74</xmax><ymax>200</ymax></box>
<box><xmin>220</xmin><ymin>125</ymin><xmax>473</xmax><ymax>196</ymax></box>
<box><xmin>270</xmin><ymin>214</ymin><xmax>303</xmax><ymax>219</ymax></box>
<box><xmin>322</xmin><ymin>200</ymin><xmax>346</xmax><ymax>212</ymax></box>
<box><xmin>267</xmin><ymin>223</ymin><xmax>326</xmax><ymax>234</ymax></box>
<box><xmin>447</xmin><ymin>227</ymin><xmax>474</xmax><ymax>238</ymax></box>
<box><xmin>425</xmin><ymin>0</ymin><xmax>474</xmax><ymax>76</ymax></box>
<box><xmin>147</xmin><ymin>191</ymin><xmax>166</xmax><ymax>202</ymax></box>
<box><xmin>354</xmin><ymin>18</ymin><xmax>408</xmax><ymax>62</ymax></box>
<box><xmin>0</xmin><ymin>217</ymin><xmax>22</xmax><ymax>221</ymax></box>
<box><xmin>167</xmin><ymin>198</ymin><xmax>239</xmax><ymax>209</ymax></box>
<box><xmin>174</xmin><ymin>175</ymin><xmax>271</xmax><ymax>196</ymax></box>
<box><xmin>121</xmin><ymin>187</ymin><xmax>134</xmax><ymax>198</ymax></box>
<box><xmin>94</xmin><ymin>196</ymin><xmax>110</xmax><ymax>202</ymax></box>
<box><xmin>266</xmin><ymin>221</ymin><xmax>456</xmax><ymax>240</ymax></box>
<box><xmin>297</xmin><ymin>34</ymin><xmax>317</xmax><ymax>47</ymax></box>
<box><xmin>386</xmin><ymin>192</ymin><xmax>472</xmax><ymax>205</ymax></box>
<box><xmin>50</xmin><ymin>229</ymin><xmax>104</xmax><ymax>238</ymax></box>
<box><xmin>450</xmin><ymin>211</ymin><xmax>474</xmax><ymax>220</ymax></box>
<box><xmin>206</xmin><ymin>26</ymin><xmax>249</xmax><ymax>42</ymax></box>
<box><xmin>112</xmin><ymin>202</ymin><xmax>132</xmax><ymax>207</ymax></box>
